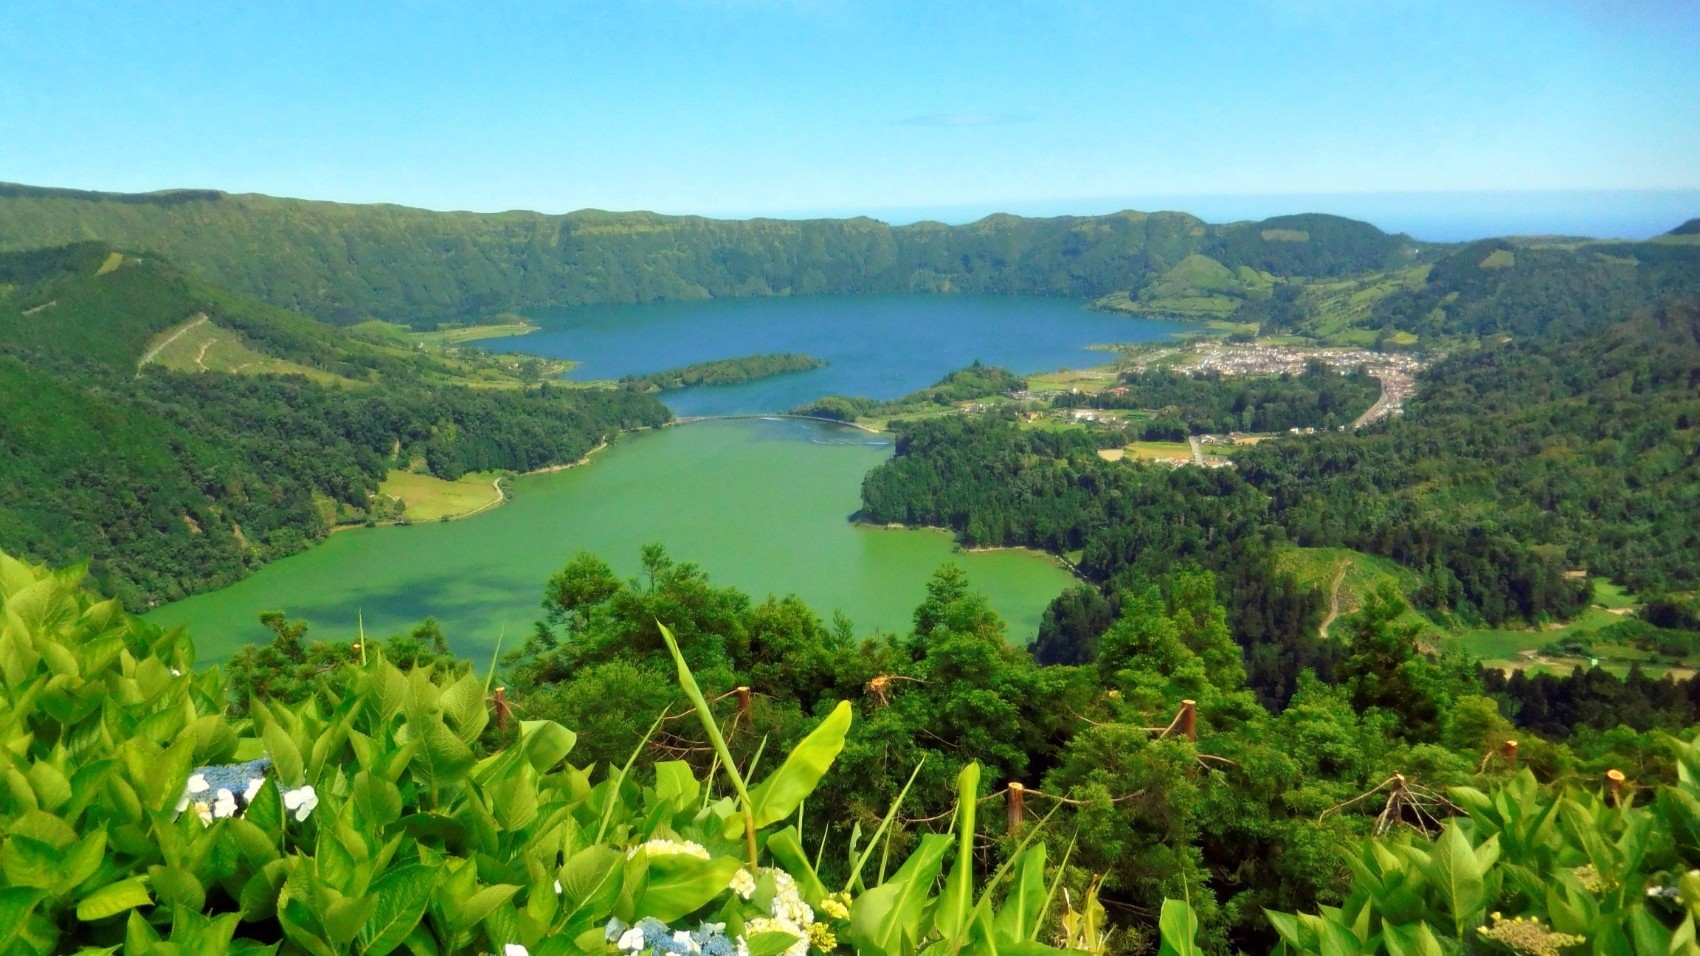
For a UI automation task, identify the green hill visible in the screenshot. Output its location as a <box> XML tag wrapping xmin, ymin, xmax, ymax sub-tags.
<box><xmin>0</xmin><ymin>242</ymin><xmax>669</xmax><ymax>609</ymax></box>
<box><xmin>0</xmin><ymin>183</ymin><xmax>1420</xmax><ymax>326</ymax></box>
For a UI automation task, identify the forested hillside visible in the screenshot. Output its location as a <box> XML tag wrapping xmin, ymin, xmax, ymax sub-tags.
<box><xmin>10</xmin><ymin>532</ymin><xmax>1695</xmax><ymax>956</ymax></box>
<box><xmin>0</xmin><ymin>243</ymin><xmax>669</xmax><ymax>609</ymax></box>
<box><xmin>0</xmin><ymin>183</ymin><xmax>1422</xmax><ymax>325</ymax></box>
<box><xmin>860</xmin><ymin>303</ymin><xmax>1700</xmax><ymax>708</ymax></box>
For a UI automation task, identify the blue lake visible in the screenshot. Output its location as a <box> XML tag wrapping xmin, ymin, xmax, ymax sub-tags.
<box><xmin>512</xmin><ymin>294</ymin><xmax>1188</xmax><ymax>414</ymax></box>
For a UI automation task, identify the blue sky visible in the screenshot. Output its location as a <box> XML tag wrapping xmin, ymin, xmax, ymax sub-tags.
<box><xmin>2</xmin><ymin>1</ymin><xmax>1696</xmax><ymax>234</ymax></box>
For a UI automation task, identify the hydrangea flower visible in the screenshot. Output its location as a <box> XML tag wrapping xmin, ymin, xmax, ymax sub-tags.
<box><xmin>768</xmin><ymin>871</ymin><xmax>813</xmax><ymax>927</ymax></box>
<box><xmin>606</xmin><ymin>917</ymin><xmax>747</xmax><ymax>956</ymax></box>
<box><xmin>816</xmin><ymin>892</ymin><xmax>851</xmax><ymax>922</ymax></box>
<box><xmin>502</xmin><ymin>945</ymin><xmax>528</xmax><ymax>956</ymax></box>
<box><xmin>283</xmin><ymin>785</ymin><xmax>319</xmax><ymax>821</ymax></box>
<box><xmin>211</xmin><ymin>788</ymin><xmax>239</xmax><ymax>819</ymax></box>
<box><xmin>728</xmin><ymin>868</ymin><xmax>757</xmax><ymax>900</ymax></box>
<box><xmin>627</xmin><ymin>839</ymin><xmax>711</xmax><ymax>860</ymax></box>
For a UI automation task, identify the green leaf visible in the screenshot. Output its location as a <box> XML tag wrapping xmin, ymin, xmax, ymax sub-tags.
<box><xmin>992</xmin><ymin>844</ymin><xmax>1047</xmax><ymax>943</ymax></box>
<box><xmin>1426</xmin><ymin>823</ymin><xmax>1485</xmax><ymax>937</ymax></box>
<box><xmin>76</xmin><ymin>878</ymin><xmax>152</xmax><ymax>921</ymax></box>
<box><xmin>653</xmin><ymin>761</ymin><xmax>700</xmax><ymax>813</ymax></box>
<box><xmin>358</xmin><ymin>863</ymin><xmax>441</xmax><ymax>956</ymax></box>
<box><xmin>934</xmin><ymin>762</ymin><xmax>981</xmax><ymax>943</ymax></box>
<box><xmin>657</xmin><ymin>622</ymin><xmax>755</xmax><ymax>861</ymax></box>
<box><xmin>1156</xmin><ymin>898</ymin><xmax>1200</xmax><ymax>956</ymax></box>
<box><xmin>1</xmin><ymin>835</ymin><xmax>62</xmax><ymax>890</ymax></box>
<box><xmin>0</xmin><ymin>888</ymin><xmax>46</xmax><ymax>952</ymax></box>
<box><xmin>1381</xmin><ymin>921</ymin><xmax>1444</xmax><ymax>956</ymax></box>
<box><xmin>637</xmin><ymin>854</ymin><xmax>742</xmax><ymax>923</ymax></box>
<box><xmin>354</xmin><ymin>772</ymin><xmax>404</xmax><ymax>829</ymax></box>
<box><xmin>517</xmin><ymin>720</ymin><xmax>576</xmax><ymax>773</ymax></box>
<box><xmin>764</xmin><ymin>827</ymin><xmax>827</xmax><ymax>902</ymax></box>
<box><xmin>453</xmin><ymin>884</ymin><xmax>519</xmax><ymax>936</ymax></box>
<box><xmin>264</xmin><ymin>721</ymin><xmax>305</xmax><ymax>788</ymax></box>
<box><xmin>746</xmin><ymin>931</ymin><xmax>804</xmax><ymax>956</ymax></box>
<box><xmin>148</xmin><ymin>865</ymin><xmax>205</xmax><ymax>911</ymax></box>
<box><xmin>746</xmin><ymin>701</ymin><xmax>852</xmax><ymax>829</ymax></box>
<box><xmin>438</xmin><ymin>674</ymin><xmax>489</xmax><ymax>746</ymax></box>
<box><xmin>845</xmin><ymin>758</ymin><xmax>924</xmax><ymax>894</ymax></box>
<box><xmin>414</xmin><ymin>716</ymin><xmax>475</xmax><ymax>794</ymax></box>
<box><xmin>848</xmin><ymin>833</ymin><xmax>951</xmax><ymax>956</ymax></box>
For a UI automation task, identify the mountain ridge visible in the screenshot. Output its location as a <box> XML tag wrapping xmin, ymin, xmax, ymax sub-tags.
<box><xmin>0</xmin><ymin>181</ymin><xmax>1422</xmax><ymax>325</ymax></box>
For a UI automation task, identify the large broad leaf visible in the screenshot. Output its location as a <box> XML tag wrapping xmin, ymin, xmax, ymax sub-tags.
<box><xmin>517</xmin><ymin>720</ymin><xmax>577</xmax><ymax>773</ymax></box>
<box><xmin>438</xmin><ymin>674</ymin><xmax>489</xmax><ymax>746</ymax></box>
<box><xmin>992</xmin><ymin>844</ymin><xmax>1048</xmax><ymax>943</ymax></box>
<box><xmin>1381</xmin><ymin>921</ymin><xmax>1445</xmax><ymax>956</ymax></box>
<box><xmin>934</xmin><ymin>762</ymin><xmax>980</xmax><ymax>943</ymax></box>
<box><xmin>0</xmin><ymin>888</ymin><xmax>46</xmax><ymax>951</ymax></box>
<box><xmin>76</xmin><ymin>879</ymin><xmax>152</xmax><ymax>922</ymax></box>
<box><xmin>746</xmin><ymin>930</ymin><xmax>805</xmax><ymax>956</ymax></box>
<box><xmin>263</xmin><ymin>721</ymin><xmax>305</xmax><ymax>788</ymax></box>
<box><xmin>557</xmin><ymin>845</ymin><xmax>623</xmax><ymax>929</ymax></box>
<box><xmin>357</xmin><ymin>863</ymin><xmax>441</xmax><ymax>956</ymax></box>
<box><xmin>635</xmin><ymin>854</ymin><xmax>742</xmax><ymax>924</ymax></box>
<box><xmin>1156</xmin><ymin>898</ymin><xmax>1201</xmax><ymax>956</ymax></box>
<box><xmin>848</xmin><ymin>833</ymin><xmax>952</xmax><ymax>956</ymax></box>
<box><xmin>412</xmin><ymin>715</ymin><xmax>476</xmax><ymax>795</ymax></box>
<box><xmin>1426</xmin><ymin>824</ymin><xmax>1487</xmax><ymax>938</ymax></box>
<box><xmin>747</xmin><ymin>701</ymin><xmax>851</xmax><ymax>828</ymax></box>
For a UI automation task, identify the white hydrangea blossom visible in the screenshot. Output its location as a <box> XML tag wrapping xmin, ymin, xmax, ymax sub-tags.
<box><xmin>503</xmin><ymin>946</ymin><xmax>529</xmax><ymax>956</ymax></box>
<box><xmin>244</xmin><ymin>777</ymin><xmax>265</xmax><ymax>802</ymax></box>
<box><xmin>626</xmin><ymin>839</ymin><xmax>711</xmax><ymax>860</ymax></box>
<box><xmin>672</xmin><ymin>930</ymin><xmax>702</xmax><ymax>954</ymax></box>
<box><xmin>728</xmin><ymin>867</ymin><xmax>757</xmax><ymax>900</ymax></box>
<box><xmin>211</xmin><ymin>788</ymin><xmax>239</xmax><ymax>819</ymax></box>
<box><xmin>282</xmin><ymin>784</ymin><xmax>319</xmax><ymax>821</ymax></box>
<box><xmin>616</xmin><ymin>927</ymin><xmax>647</xmax><ymax>952</ymax></box>
<box><xmin>768</xmin><ymin>870</ymin><xmax>813</xmax><ymax>927</ymax></box>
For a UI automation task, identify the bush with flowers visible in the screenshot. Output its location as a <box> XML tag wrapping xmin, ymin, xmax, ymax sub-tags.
<box><xmin>0</xmin><ymin>551</ymin><xmax>1085</xmax><ymax>956</ymax></box>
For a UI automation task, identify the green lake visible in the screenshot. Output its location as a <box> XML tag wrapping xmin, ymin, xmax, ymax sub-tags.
<box><xmin>150</xmin><ymin>294</ymin><xmax>1189</xmax><ymax>661</ymax></box>
<box><xmin>149</xmin><ymin>419</ymin><xmax>1079</xmax><ymax>661</ymax></box>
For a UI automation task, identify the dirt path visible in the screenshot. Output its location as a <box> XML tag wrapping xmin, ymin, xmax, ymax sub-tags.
<box><xmin>1187</xmin><ymin>435</ymin><xmax>1204</xmax><ymax>465</ymax></box>
<box><xmin>194</xmin><ymin>337</ymin><xmax>216</xmax><ymax>370</ymax></box>
<box><xmin>1317</xmin><ymin>558</ymin><xmax>1351</xmax><ymax>638</ymax></box>
<box><xmin>139</xmin><ymin>313</ymin><xmax>208</xmax><ymax>368</ymax></box>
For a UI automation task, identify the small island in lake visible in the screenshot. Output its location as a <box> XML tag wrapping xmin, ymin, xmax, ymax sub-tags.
<box><xmin>619</xmin><ymin>352</ymin><xmax>826</xmax><ymax>391</ymax></box>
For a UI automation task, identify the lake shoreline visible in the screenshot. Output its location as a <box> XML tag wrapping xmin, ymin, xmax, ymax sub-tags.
<box><xmin>857</xmin><ymin>520</ymin><xmax>1091</xmax><ymax>584</ymax></box>
<box><xmin>330</xmin><ymin>439</ymin><xmax>614</xmax><ymax>534</ymax></box>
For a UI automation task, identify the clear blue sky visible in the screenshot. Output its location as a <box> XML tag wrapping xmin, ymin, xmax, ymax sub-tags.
<box><xmin>3</xmin><ymin>0</ymin><xmax>1697</xmax><ymax>232</ymax></box>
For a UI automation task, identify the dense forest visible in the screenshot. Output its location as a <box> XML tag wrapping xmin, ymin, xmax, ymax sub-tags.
<box><xmin>14</xmin><ymin>530</ymin><xmax>1692</xmax><ymax>955</ymax></box>
<box><xmin>620</xmin><ymin>353</ymin><xmax>825</xmax><ymax>391</ymax></box>
<box><xmin>1061</xmin><ymin>361</ymin><xmax>1382</xmax><ymax>437</ymax></box>
<box><xmin>0</xmin><ymin>184</ymin><xmax>1426</xmax><ymax>325</ymax></box>
<box><xmin>0</xmin><ymin>243</ymin><xmax>669</xmax><ymax>609</ymax></box>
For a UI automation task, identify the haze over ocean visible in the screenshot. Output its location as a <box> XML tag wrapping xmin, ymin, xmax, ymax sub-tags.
<box><xmin>852</xmin><ymin>190</ymin><xmax>1700</xmax><ymax>243</ymax></box>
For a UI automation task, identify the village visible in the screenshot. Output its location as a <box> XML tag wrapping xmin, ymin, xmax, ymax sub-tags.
<box><xmin>984</xmin><ymin>340</ymin><xmax>1431</xmax><ymax>468</ymax></box>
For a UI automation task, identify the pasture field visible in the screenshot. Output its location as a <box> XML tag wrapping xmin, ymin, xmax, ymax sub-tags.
<box><xmin>377</xmin><ymin>469</ymin><xmax>504</xmax><ymax>521</ymax></box>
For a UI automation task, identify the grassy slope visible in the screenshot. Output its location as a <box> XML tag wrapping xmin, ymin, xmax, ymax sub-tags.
<box><xmin>1274</xmin><ymin>546</ymin><xmax>1437</xmax><ymax>638</ymax></box>
<box><xmin>143</xmin><ymin>314</ymin><xmax>343</xmax><ymax>382</ymax></box>
<box><xmin>376</xmin><ymin>470</ymin><xmax>504</xmax><ymax>521</ymax></box>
